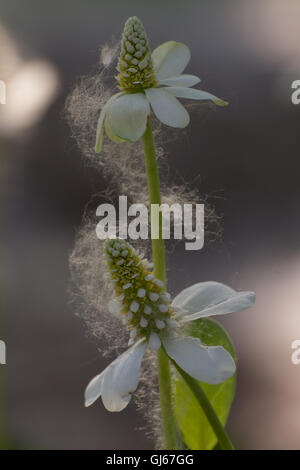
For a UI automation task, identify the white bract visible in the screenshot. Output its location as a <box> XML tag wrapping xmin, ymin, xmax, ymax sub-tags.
<box><xmin>85</xmin><ymin>279</ymin><xmax>255</xmax><ymax>412</ymax></box>
<box><xmin>95</xmin><ymin>16</ymin><xmax>227</xmax><ymax>153</ymax></box>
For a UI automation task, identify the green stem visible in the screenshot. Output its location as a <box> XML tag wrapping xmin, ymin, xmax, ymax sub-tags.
<box><xmin>141</xmin><ymin>117</ymin><xmax>234</xmax><ymax>451</ymax></box>
<box><xmin>142</xmin><ymin>118</ymin><xmax>166</xmax><ymax>285</ymax></box>
<box><xmin>170</xmin><ymin>357</ymin><xmax>235</xmax><ymax>450</ymax></box>
<box><xmin>142</xmin><ymin>117</ymin><xmax>178</xmax><ymax>449</ymax></box>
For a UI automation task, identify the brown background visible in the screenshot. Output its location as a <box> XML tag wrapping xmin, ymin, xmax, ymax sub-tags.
<box><xmin>1</xmin><ymin>0</ymin><xmax>300</xmax><ymax>449</ymax></box>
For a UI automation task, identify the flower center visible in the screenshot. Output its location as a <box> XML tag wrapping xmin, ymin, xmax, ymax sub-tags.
<box><xmin>116</xmin><ymin>16</ymin><xmax>158</xmax><ymax>92</ymax></box>
<box><xmin>105</xmin><ymin>238</ymin><xmax>173</xmax><ymax>341</ymax></box>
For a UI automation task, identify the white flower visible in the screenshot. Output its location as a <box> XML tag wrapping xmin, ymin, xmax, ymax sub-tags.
<box><xmin>85</xmin><ymin>339</ymin><xmax>146</xmax><ymax>411</ymax></box>
<box><xmin>85</xmin><ymin>280</ymin><xmax>255</xmax><ymax>412</ymax></box>
<box><xmin>95</xmin><ymin>16</ymin><xmax>227</xmax><ymax>153</ymax></box>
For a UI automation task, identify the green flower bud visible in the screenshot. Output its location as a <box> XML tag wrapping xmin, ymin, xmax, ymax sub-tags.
<box><xmin>116</xmin><ymin>16</ymin><xmax>158</xmax><ymax>91</ymax></box>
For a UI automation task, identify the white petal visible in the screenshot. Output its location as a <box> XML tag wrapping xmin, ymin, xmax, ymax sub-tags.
<box><xmin>94</xmin><ymin>92</ymin><xmax>124</xmax><ymax>153</ymax></box>
<box><xmin>163</xmin><ymin>335</ymin><xmax>235</xmax><ymax>384</ymax></box>
<box><xmin>164</xmin><ymin>86</ymin><xmax>228</xmax><ymax>106</ymax></box>
<box><xmin>106</xmin><ymin>93</ymin><xmax>150</xmax><ymax>142</ymax></box>
<box><xmin>159</xmin><ymin>74</ymin><xmax>200</xmax><ymax>87</ymax></box>
<box><xmin>101</xmin><ymin>339</ymin><xmax>146</xmax><ymax>412</ymax></box>
<box><xmin>152</xmin><ymin>41</ymin><xmax>191</xmax><ymax>79</ymax></box>
<box><xmin>148</xmin><ymin>332</ymin><xmax>161</xmax><ymax>351</ymax></box>
<box><xmin>172</xmin><ymin>281</ymin><xmax>255</xmax><ymax>322</ymax></box>
<box><xmin>145</xmin><ymin>88</ymin><xmax>189</xmax><ymax>128</ymax></box>
<box><xmin>84</xmin><ymin>372</ymin><xmax>105</xmax><ymax>407</ymax></box>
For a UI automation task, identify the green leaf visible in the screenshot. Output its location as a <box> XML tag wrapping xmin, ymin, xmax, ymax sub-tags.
<box><xmin>174</xmin><ymin>318</ymin><xmax>236</xmax><ymax>450</ymax></box>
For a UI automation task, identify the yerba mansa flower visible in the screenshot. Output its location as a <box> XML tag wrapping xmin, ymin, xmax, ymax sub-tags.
<box><xmin>95</xmin><ymin>16</ymin><xmax>227</xmax><ymax>153</ymax></box>
<box><xmin>85</xmin><ymin>239</ymin><xmax>255</xmax><ymax>412</ymax></box>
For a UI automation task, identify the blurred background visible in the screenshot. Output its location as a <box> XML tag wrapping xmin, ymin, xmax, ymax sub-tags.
<box><xmin>1</xmin><ymin>0</ymin><xmax>300</xmax><ymax>449</ymax></box>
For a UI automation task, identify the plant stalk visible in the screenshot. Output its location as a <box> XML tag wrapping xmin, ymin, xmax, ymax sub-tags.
<box><xmin>142</xmin><ymin>117</ymin><xmax>178</xmax><ymax>449</ymax></box>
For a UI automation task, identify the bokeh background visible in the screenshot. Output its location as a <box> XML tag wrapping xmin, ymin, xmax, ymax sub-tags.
<box><xmin>1</xmin><ymin>0</ymin><xmax>300</xmax><ymax>449</ymax></box>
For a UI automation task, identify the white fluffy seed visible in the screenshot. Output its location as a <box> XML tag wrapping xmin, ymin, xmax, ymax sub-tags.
<box><xmin>155</xmin><ymin>319</ymin><xmax>165</xmax><ymax>329</ymax></box>
<box><xmin>140</xmin><ymin>317</ymin><xmax>148</xmax><ymax>328</ymax></box>
<box><xmin>123</xmin><ymin>283</ymin><xmax>132</xmax><ymax>290</ymax></box>
<box><xmin>130</xmin><ymin>301</ymin><xmax>139</xmax><ymax>313</ymax></box>
<box><xmin>137</xmin><ymin>288</ymin><xmax>146</xmax><ymax>298</ymax></box>
<box><xmin>160</xmin><ymin>293</ymin><xmax>171</xmax><ymax>302</ymax></box>
<box><xmin>149</xmin><ymin>292</ymin><xmax>159</xmax><ymax>302</ymax></box>
<box><xmin>158</xmin><ymin>304</ymin><xmax>168</xmax><ymax>313</ymax></box>
<box><xmin>144</xmin><ymin>305</ymin><xmax>152</xmax><ymax>315</ymax></box>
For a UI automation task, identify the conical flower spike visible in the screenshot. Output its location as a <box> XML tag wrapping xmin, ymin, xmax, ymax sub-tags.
<box><xmin>116</xmin><ymin>16</ymin><xmax>158</xmax><ymax>91</ymax></box>
<box><xmin>105</xmin><ymin>238</ymin><xmax>172</xmax><ymax>343</ymax></box>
